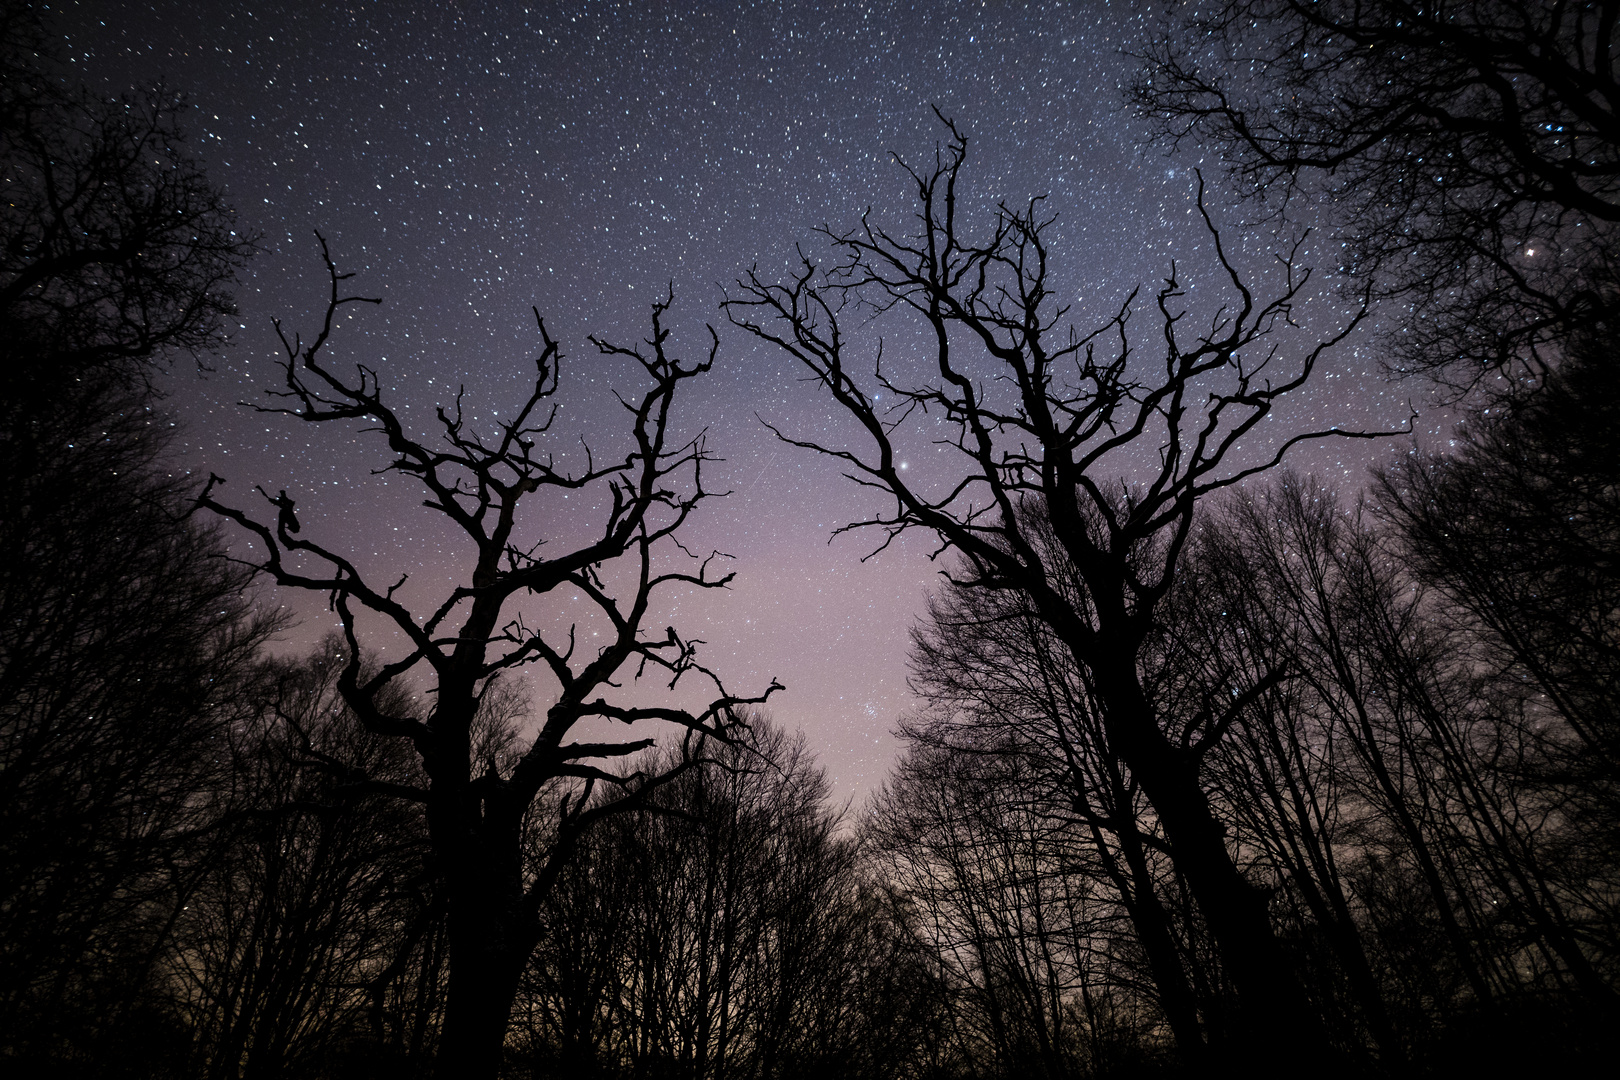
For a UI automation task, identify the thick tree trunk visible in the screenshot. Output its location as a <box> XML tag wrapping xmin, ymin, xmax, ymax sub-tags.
<box><xmin>436</xmin><ymin>885</ymin><xmax>531</xmax><ymax>1080</ymax></box>
<box><xmin>1094</xmin><ymin>662</ymin><xmax>1335</xmax><ymax>1067</ymax></box>
<box><xmin>427</xmin><ymin>746</ymin><xmax>536</xmax><ymax>1080</ymax></box>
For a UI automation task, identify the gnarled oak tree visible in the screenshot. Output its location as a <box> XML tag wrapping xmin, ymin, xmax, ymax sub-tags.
<box><xmin>726</xmin><ymin>115</ymin><xmax>1398</xmax><ymax>1070</ymax></box>
<box><xmin>201</xmin><ymin>239</ymin><xmax>778</xmax><ymax>1079</ymax></box>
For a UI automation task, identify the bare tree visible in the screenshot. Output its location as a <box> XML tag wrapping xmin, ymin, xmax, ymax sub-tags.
<box><xmin>906</xmin><ymin>517</ymin><xmax>1210</xmax><ymax>1063</ymax></box>
<box><xmin>725</xmin><ymin>114</ymin><xmax>1396</xmax><ymax>1068</ymax></box>
<box><xmin>200</xmin><ymin>241</ymin><xmax>778</xmax><ymax>1079</ymax></box>
<box><xmin>1193</xmin><ymin>476</ymin><xmax>1619</xmax><ymax>1052</ymax></box>
<box><xmin>0</xmin><ymin>0</ymin><xmax>254</xmax><ymax>398</ymax></box>
<box><xmin>520</xmin><ymin>719</ymin><xmax>882</xmax><ymax>1080</ymax></box>
<box><xmin>1375</xmin><ymin>334</ymin><xmax>1620</xmax><ymax>774</ymax></box>
<box><xmin>0</xmin><ymin>8</ymin><xmax>268</xmax><ymax>1072</ymax></box>
<box><xmin>864</xmin><ymin>732</ymin><xmax>1168</xmax><ymax>1079</ymax></box>
<box><xmin>1168</xmin><ymin>478</ymin><xmax>1436</xmax><ymax>1063</ymax></box>
<box><xmin>1132</xmin><ymin>0</ymin><xmax>1620</xmax><ymax>389</ymax></box>
<box><xmin>0</xmin><ymin>383</ymin><xmax>276</xmax><ymax>1076</ymax></box>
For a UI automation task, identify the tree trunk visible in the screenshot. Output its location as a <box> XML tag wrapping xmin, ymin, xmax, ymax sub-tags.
<box><xmin>436</xmin><ymin>895</ymin><xmax>530</xmax><ymax>1080</ymax></box>
<box><xmin>1095</xmin><ymin>663</ymin><xmax>1334</xmax><ymax>1068</ymax></box>
<box><xmin>430</xmin><ymin>761</ymin><xmax>535</xmax><ymax>1080</ymax></box>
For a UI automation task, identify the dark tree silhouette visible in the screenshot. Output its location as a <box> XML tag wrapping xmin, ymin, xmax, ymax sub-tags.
<box><xmin>898</xmin><ymin>472</ymin><xmax>1620</xmax><ymax>1074</ymax></box>
<box><xmin>0</xmin><ymin>0</ymin><xmax>254</xmax><ymax>397</ymax></box>
<box><xmin>1376</xmin><ymin>337</ymin><xmax>1620</xmax><ymax>770</ymax></box>
<box><xmin>172</xmin><ymin>637</ymin><xmax>517</xmax><ymax>1080</ymax></box>
<box><xmin>0</xmin><ymin>6</ymin><xmax>270</xmax><ymax>1072</ymax></box>
<box><xmin>200</xmin><ymin>240</ymin><xmax>779</xmax><ymax>1079</ymax></box>
<box><xmin>1157</xmin><ymin>482</ymin><xmax>1409</xmax><ymax>1065</ymax></box>
<box><xmin>725</xmin><ymin>115</ymin><xmax>1397</xmax><ymax>1069</ymax></box>
<box><xmin>0</xmin><ymin>382</ymin><xmax>277</xmax><ymax>1077</ymax></box>
<box><xmin>1133</xmin><ymin>0</ymin><xmax>1620</xmax><ymax>388</ymax></box>
<box><xmin>517</xmin><ymin>719</ymin><xmax>899</xmax><ymax>1080</ymax></box>
<box><xmin>864</xmin><ymin>730</ymin><xmax>1173</xmax><ymax>1077</ymax></box>
<box><xmin>903</xmin><ymin>536</ymin><xmax>1208</xmax><ymax>1064</ymax></box>
<box><xmin>1188</xmin><ymin>476</ymin><xmax>1620</xmax><ymax>1066</ymax></box>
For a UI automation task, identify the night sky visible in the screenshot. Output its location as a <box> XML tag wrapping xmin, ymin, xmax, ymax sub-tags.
<box><xmin>58</xmin><ymin>0</ymin><xmax>1419</xmax><ymax>803</ymax></box>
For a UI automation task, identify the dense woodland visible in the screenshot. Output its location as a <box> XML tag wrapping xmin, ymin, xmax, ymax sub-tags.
<box><xmin>4</xmin><ymin>2</ymin><xmax>1618</xmax><ymax>1077</ymax></box>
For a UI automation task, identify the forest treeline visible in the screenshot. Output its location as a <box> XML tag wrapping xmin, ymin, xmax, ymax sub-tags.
<box><xmin>7</xmin><ymin>381</ymin><xmax>1617</xmax><ymax>1080</ymax></box>
<box><xmin>4</xmin><ymin>2</ymin><xmax>1617</xmax><ymax>1078</ymax></box>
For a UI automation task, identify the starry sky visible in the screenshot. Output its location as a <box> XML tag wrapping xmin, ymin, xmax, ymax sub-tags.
<box><xmin>58</xmin><ymin>0</ymin><xmax>1419</xmax><ymax>803</ymax></box>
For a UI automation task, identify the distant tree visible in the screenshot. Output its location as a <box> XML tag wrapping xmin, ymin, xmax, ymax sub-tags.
<box><xmin>0</xmin><ymin>6</ymin><xmax>270</xmax><ymax>1072</ymax></box>
<box><xmin>0</xmin><ymin>0</ymin><xmax>254</xmax><ymax>400</ymax></box>
<box><xmin>200</xmin><ymin>242</ymin><xmax>778</xmax><ymax>1080</ymax></box>
<box><xmin>1194</xmin><ymin>475</ymin><xmax>1620</xmax><ymax>1067</ymax></box>
<box><xmin>0</xmin><ymin>382</ymin><xmax>277</xmax><ymax>1078</ymax></box>
<box><xmin>1133</xmin><ymin>0</ymin><xmax>1620</xmax><ymax>388</ymax></box>
<box><xmin>1376</xmin><ymin>336</ymin><xmax>1620</xmax><ymax>771</ymax></box>
<box><xmin>518</xmin><ymin>718</ymin><xmax>897</xmax><ymax>1080</ymax></box>
<box><xmin>893</xmin><ymin>468</ymin><xmax>1620</xmax><ymax>1076</ymax></box>
<box><xmin>1163</xmin><ymin>488</ymin><xmax>1404</xmax><ymax>1062</ymax></box>
<box><xmin>1371</xmin><ymin>333</ymin><xmax>1620</xmax><ymax>1034</ymax></box>
<box><xmin>725</xmin><ymin>113</ymin><xmax>1393</xmax><ymax>1069</ymax></box>
<box><xmin>864</xmin><ymin>733</ymin><xmax>1172</xmax><ymax>1079</ymax></box>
